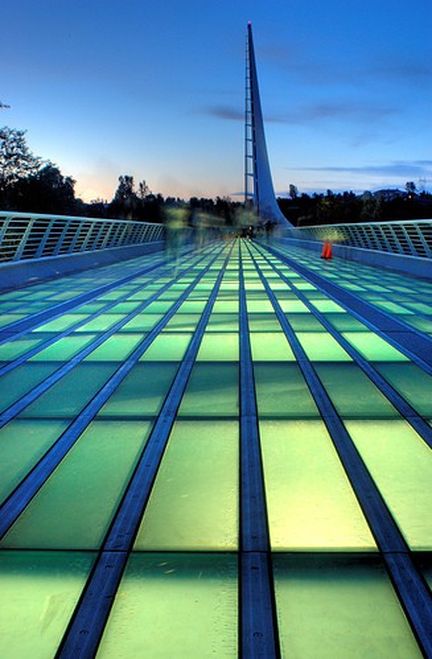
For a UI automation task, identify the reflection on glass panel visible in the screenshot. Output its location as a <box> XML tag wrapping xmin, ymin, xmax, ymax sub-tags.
<box><xmin>97</xmin><ymin>553</ymin><xmax>237</xmax><ymax>659</ymax></box>
<box><xmin>32</xmin><ymin>314</ymin><xmax>90</xmax><ymax>332</ymax></box>
<box><xmin>1</xmin><ymin>421</ymin><xmax>152</xmax><ymax>550</ymax></box>
<box><xmin>345</xmin><ymin>420</ymin><xmax>432</xmax><ymax>550</ymax></box>
<box><xmin>315</xmin><ymin>364</ymin><xmax>398</xmax><ymax>418</ymax></box>
<box><xmin>0</xmin><ymin>419</ymin><xmax>69</xmax><ymax>504</ymax></box>
<box><xmin>296</xmin><ymin>332</ymin><xmax>351</xmax><ymax>361</ymax></box>
<box><xmin>0</xmin><ymin>337</ymin><xmax>44</xmax><ymax>361</ymax></box>
<box><xmin>342</xmin><ymin>332</ymin><xmax>408</xmax><ymax>361</ymax></box>
<box><xmin>0</xmin><ymin>551</ymin><xmax>94</xmax><ymax>659</ymax></box>
<box><xmin>0</xmin><ymin>364</ymin><xmax>58</xmax><ymax>413</ymax></box>
<box><xmin>30</xmin><ymin>334</ymin><xmax>99</xmax><ymax>361</ymax></box>
<box><xmin>135</xmin><ymin>421</ymin><xmax>238</xmax><ymax>550</ymax></box>
<box><xmin>99</xmin><ymin>364</ymin><xmax>178</xmax><ymax>417</ymax></box>
<box><xmin>121</xmin><ymin>313</ymin><xmax>164</xmax><ymax>331</ymax></box>
<box><xmin>140</xmin><ymin>334</ymin><xmax>192</xmax><ymax>361</ymax></box>
<box><xmin>254</xmin><ymin>364</ymin><xmax>319</xmax><ymax>417</ymax></box>
<box><xmin>376</xmin><ymin>363</ymin><xmax>432</xmax><ymax>416</ymax></box>
<box><xmin>260</xmin><ymin>420</ymin><xmax>375</xmax><ymax>550</ymax></box>
<box><xmin>84</xmin><ymin>334</ymin><xmax>144</xmax><ymax>361</ymax></box>
<box><xmin>197</xmin><ymin>333</ymin><xmax>239</xmax><ymax>361</ymax></box>
<box><xmin>178</xmin><ymin>364</ymin><xmax>239</xmax><ymax>417</ymax></box>
<box><xmin>273</xmin><ymin>555</ymin><xmax>421</xmax><ymax>658</ymax></box>
<box><xmin>250</xmin><ymin>333</ymin><xmax>295</xmax><ymax>361</ymax></box>
<box><xmin>75</xmin><ymin>314</ymin><xmax>124</xmax><ymax>332</ymax></box>
<box><xmin>163</xmin><ymin>314</ymin><xmax>201</xmax><ymax>332</ymax></box>
<box><xmin>21</xmin><ymin>364</ymin><xmax>118</xmax><ymax>418</ymax></box>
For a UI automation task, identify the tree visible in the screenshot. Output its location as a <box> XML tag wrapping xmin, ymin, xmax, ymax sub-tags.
<box><xmin>110</xmin><ymin>175</ymin><xmax>139</xmax><ymax>218</ymax></box>
<box><xmin>405</xmin><ymin>181</ymin><xmax>416</xmax><ymax>197</ymax></box>
<box><xmin>0</xmin><ymin>127</ymin><xmax>41</xmax><ymax>197</ymax></box>
<box><xmin>12</xmin><ymin>163</ymin><xmax>76</xmax><ymax>214</ymax></box>
<box><xmin>138</xmin><ymin>180</ymin><xmax>150</xmax><ymax>199</ymax></box>
<box><xmin>288</xmin><ymin>183</ymin><xmax>298</xmax><ymax>200</ymax></box>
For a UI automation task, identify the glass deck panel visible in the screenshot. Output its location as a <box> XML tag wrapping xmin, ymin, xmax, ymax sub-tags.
<box><xmin>273</xmin><ymin>555</ymin><xmax>421</xmax><ymax>658</ymax></box>
<box><xmin>260</xmin><ymin>420</ymin><xmax>375</xmax><ymax>550</ymax></box>
<box><xmin>314</xmin><ymin>364</ymin><xmax>399</xmax><ymax>418</ymax></box>
<box><xmin>178</xmin><ymin>364</ymin><xmax>239</xmax><ymax>417</ymax></box>
<box><xmin>341</xmin><ymin>332</ymin><xmax>408</xmax><ymax>361</ymax></box>
<box><xmin>0</xmin><ymin>364</ymin><xmax>59</xmax><ymax>413</ymax></box>
<box><xmin>376</xmin><ymin>363</ymin><xmax>432</xmax><ymax>416</ymax></box>
<box><xmin>0</xmin><ymin>551</ymin><xmax>94</xmax><ymax>659</ymax></box>
<box><xmin>0</xmin><ymin>419</ymin><xmax>69</xmax><ymax>504</ymax></box>
<box><xmin>139</xmin><ymin>333</ymin><xmax>192</xmax><ymax>361</ymax></box>
<box><xmin>99</xmin><ymin>364</ymin><xmax>178</xmax><ymax>417</ymax></box>
<box><xmin>1</xmin><ymin>421</ymin><xmax>152</xmax><ymax>549</ymax></box>
<box><xmin>250</xmin><ymin>333</ymin><xmax>295</xmax><ymax>361</ymax></box>
<box><xmin>20</xmin><ymin>364</ymin><xmax>118</xmax><ymax>418</ymax></box>
<box><xmin>196</xmin><ymin>333</ymin><xmax>239</xmax><ymax>361</ymax></box>
<box><xmin>97</xmin><ymin>553</ymin><xmax>238</xmax><ymax>659</ymax></box>
<box><xmin>134</xmin><ymin>420</ymin><xmax>238</xmax><ymax>550</ymax></box>
<box><xmin>345</xmin><ymin>420</ymin><xmax>432</xmax><ymax>550</ymax></box>
<box><xmin>30</xmin><ymin>334</ymin><xmax>98</xmax><ymax>361</ymax></box>
<box><xmin>296</xmin><ymin>332</ymin><xmax>352</xmax><ymax>361</ymax></box>
<box><xmin>254</xmin><ymin>364</ymin><xmax>319</xmax><ymax>417</ymax></box>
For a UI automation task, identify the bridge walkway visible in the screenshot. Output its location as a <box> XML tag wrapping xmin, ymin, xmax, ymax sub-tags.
<box><xmin>0</xmin><ymin>238</ymin><xmax>431</xmax><ymax>658</ymax></box>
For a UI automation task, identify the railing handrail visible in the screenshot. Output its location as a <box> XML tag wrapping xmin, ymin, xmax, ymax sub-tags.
<box><xmin>0</xmin><ymin>210</ymin><xmax>163</xmax><ymax>228</ymax></box>
<box><xmin>296</xmin><ymin>217</ymin><xmax>432</xmax><ymax>230</ymax></box>
<box><xmin>0</xmin><ymin>211</ymin><xmax>165</xmax><ymax>263</ymax></box>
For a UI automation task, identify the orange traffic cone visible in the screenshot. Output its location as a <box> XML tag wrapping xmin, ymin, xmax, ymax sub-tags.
<box><xmin>320</xmin><ymin>241</ymin><xmax>333</xmax><ymax>260</ymax></box>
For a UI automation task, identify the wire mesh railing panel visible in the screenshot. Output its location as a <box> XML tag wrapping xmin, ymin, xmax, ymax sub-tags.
<box><xmin>295</xmin><ymin>219</ymin><xmax>432</xmax><ymax>260</ymax></box>
<box><xmin>0</xmin><ymin>212</ymin><xmax>164</xmax><ymax>263</ymax></box>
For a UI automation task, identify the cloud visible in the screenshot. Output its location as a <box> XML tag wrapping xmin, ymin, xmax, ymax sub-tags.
<box><xmin>205</xmin><ymin>102</ymin><xmax>397</xmax><ymax>125</ymax></box>
<box><xmin>288</xmin><ymin>160</ymin><xmax>432</xmax><ymax>178</ymax></box>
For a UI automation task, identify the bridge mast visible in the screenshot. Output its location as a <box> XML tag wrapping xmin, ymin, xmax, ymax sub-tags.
<box><xmin>245</xmin><ymin>22</ymin><xmax>293</xmax><ymax>226</ymax></box>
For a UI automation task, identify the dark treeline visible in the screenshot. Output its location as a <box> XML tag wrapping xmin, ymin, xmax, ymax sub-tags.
<box><xmin>1</xmin><ymin>127</ymin><xmax>431</xmax><ymax>226</ymax></box>
<box><xmin>277</xmin><ymin>183</ymin><xmax>432</xmax><ymax>226</ymax></box>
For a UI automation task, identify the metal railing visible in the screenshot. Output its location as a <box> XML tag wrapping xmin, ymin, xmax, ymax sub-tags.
<box><xmin>293</xmin><ymin>218</ymin><xmax>432</xmax><ymax>259</ymax></box>
<box><xmin>0</xmin><ymin>211</ymin><xmax>165</xmax><ymax>263</ymax></box>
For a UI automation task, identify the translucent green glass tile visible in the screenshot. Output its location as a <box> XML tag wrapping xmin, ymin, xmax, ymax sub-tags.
<box><xmin>32</xmin><ymin>313</ymin><xmax>89</xmax><ymax>332</ymax></box>
<box><xmin>144</xmin><ymin>301</ymin><xmax>175</xmax><ymax>314</ymax></box>
<box><xmin>296</xmin><ymin>332</ymin><xmax>351</xmax><ymax>361</ymax></box>
<box><xmin>248</xmin><ymin>313</ymin><xmax>281</xmax><ymax>331</ymax></box>
<box><xmin>374</xmin><ymin>301</ymin><xmax>413</xmax><ymax>315</ymax></box>
<box><xmin>0</xmin><ymin>337</ymin><xmax>44</xmax><ymax>361</ymax></box>
<box><xmin>196</xmin><ymin>333</ymin><xmax>239</xmax><ymax>361</ymax></box>
<box><xmin>0</xmin><ymin>314</ymin><xmax>26</xmax><ymax>327</ymax></box>
<box><xmin>246</xmin><ymin>299</ymin><xmax>274</xmax><ymax>313</ymax></box>
<box><xmin>74</xmin><ymin>314</ymin><xmax>123</xmax><ymax>332</ymax></box>
<box><xmin>72</xmin><ymin>302</ymin><xmax>106</xmax><ymax>313</ymax></box>
<box><xmin>254</xmin><ymin>364</ymin><xmax>319</xmax><ymax>417</ymax></box>
<box><xmin>178</xmin><ymin>300</ymin><xmax>207</xmax><ymax>313</ymax></box>
<box><xmin>21</xmin><ymin>364</ymin><xmax>117</xmax><ymax>418</ymax></box>
<box><xmin>345</xmin><ymin>419</ymin><xmax>432</xmax><ymax>550</ymax></box>
<box><xmin>324</xmin><ymin>313</ymin><xmax>368</xmax><ymax>332</ymax></box>
<box><xmin>164</xmin><ymin>314</ymin><xmax>201</xmax><ymax>332</ymax></box>
<box><xmin>121</xmin><ymin>313</ymin><xmax>164</xmax><ymax>331</ymax></box>
<box><xmin>310</xmin><ymin>300</ymin><xmax>346</xmax><ymax>313</ymax></box>
<box><xmin>406</xmin><ymin>317</ymin><xmax>432</xmax><ymax>333</ymax></box>
<box><xmin>251</xmin><ymin>333</ymin><xmax>295</xmax><ymax>361</ymax></box>
<box><xmin>1</xmin><ymin>421</ymin><xmax>151</xmax><ymax>549</ymax></box>
<box><xmin>341</xmin><ymin>332</ymin><xmax>407</xmax><ymax>361</ymax></box>
<box><xmin>212</xmin><ymin>300</ymin><xmax>239</xmax><ymax>313</ymax></box>
<box><xmin>206</xmin><ymin>313</ymin><xmax>239</xmax><ymax>332</ymax></box>
<box><xmin>260</xmin><ymin>420</ymin><xmax>375</xmax><ymax>550</ymax></box>
<box><xmin>140</xmin><ymin>334</ymin><xmax>192</xmax><ymax>361</ymax></box>
<box><xmin>30</xmin><ymin>334</ymin><xmax>98</xmax><ymax>361</ymax></box>
<box><xmin>0</xmin><ymin>419</ymin><xmax>69</xmax><ymax>504</ymax></box>
<box><xmin>0</xmin><ymin>551</ymin><xmax>94</xmax><ymax>659</ymax></box>
<box><xmin>315</xmin><ymin>364</ymin><xmax>398</xmax><ymax>418</ymax></box>
<box><xmin>0</xmin><ymin>364</ymin><xmax>59</xmax><ymax>413</ymax></box>
<box><xmin>178</xmin><ymin>364</ymin><xmax>239</xmax><ymax>416</ymax></box>
<box><xmin>99</xmin><ymin>364</ymin><xmax>177</xmax><ymax>416</ymax></box>
<box><xmin>273</xmin><ymin>555</ymin><xmax>421</xmax><ymax>659</ymax></box>
<box><xmin>285</xmin><ymin>314</ymin><xmax>325</xmax><ymax>331</ymax></box>
<box><xmin>109</xmin><ymin>302</ymin><xmax>142</xmax><ymax>313</ymax></box>
<box><xmin>376</xmin><ymin>363</ymin><xmax>432</xmax><ymax>416</ymax></box>
<box><xmin>85</xmin><ymin>334</ymin><xmax>143</xmax><ymax>361</ymax></box>
<box><xmin>278</xmin><ymin>299</ymin><xmax>309</xmax><ymax>313</ymax></box>
<box><xmin>135</xmin><ymin>421</ymin><xmax>238</xmax><ymax>550</ymax></box>
<box><xmin>97</xmin><ymin>553</ymin><xmax>237</xmax><ymax>658</ymax></box>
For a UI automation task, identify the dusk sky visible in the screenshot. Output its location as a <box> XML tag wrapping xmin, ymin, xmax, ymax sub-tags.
<box><xmin>2</xmin><ymin>0</ymin><xmax>432</xmax><ymax>201</ymax></box>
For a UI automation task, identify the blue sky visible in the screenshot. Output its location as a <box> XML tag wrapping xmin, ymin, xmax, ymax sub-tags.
<box><xmin>2</xmin><ymin>0</ymin><xmax>432</xmax><ymax>201</ymax></box>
